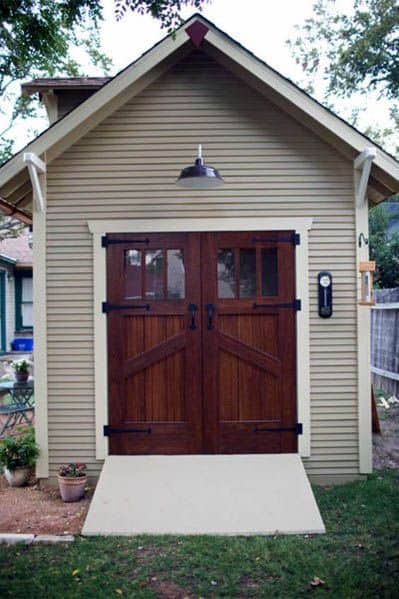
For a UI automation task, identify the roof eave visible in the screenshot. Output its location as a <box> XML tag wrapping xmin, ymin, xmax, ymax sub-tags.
<box><xmin>0</xmin><ymin>253</ymin><xmax>17</xmax><ymax>265</ymax></box>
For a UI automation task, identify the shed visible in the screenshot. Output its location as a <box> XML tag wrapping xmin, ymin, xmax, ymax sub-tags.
<box><xmin>1</xmin><ymin>15</ymin><xmax>399</xmax><ymax>500</ymax></box>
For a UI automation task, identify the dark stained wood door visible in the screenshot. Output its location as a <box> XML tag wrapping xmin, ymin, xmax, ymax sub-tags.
<box><xmin>201</xmin><ymin>231</ymin><xmax>297</xmax><ymax>454</ymax></box>
<box><xmin>106</xmin><ymin>231</ymin><xmax>297</xmax><ymax>455</ymax></box>
<box><xmin>106</xmin><ymin>233</ymin><xmax>202</xmax><ymax>454</ymax></box>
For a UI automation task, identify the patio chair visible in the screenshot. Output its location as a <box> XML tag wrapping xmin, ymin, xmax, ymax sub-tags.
<box><xmin>0</xmin><ymin>382</ymin><xmax>35</xmax><ymax>436</ymax></box>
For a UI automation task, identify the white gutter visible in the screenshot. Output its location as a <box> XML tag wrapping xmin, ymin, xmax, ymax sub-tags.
<box><xmin>354</xmin><ymin>147</ymin><xmax>377</xmax><ymax>208</ymax></box>
<box><xmin>23</xmin><ymin>152</ymin><xmax>46</xmax><ymax>212</ymax></box>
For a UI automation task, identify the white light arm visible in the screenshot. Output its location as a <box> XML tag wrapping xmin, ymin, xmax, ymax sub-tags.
<box><xmin>23</xmin><ymin>152</ymin><xmax>46</xmax><ymax>212</ymax></box>
<box><xmin>354</xmin><ymin>147</ymin><xmax>377</xmax><ymax>208</ymax></box>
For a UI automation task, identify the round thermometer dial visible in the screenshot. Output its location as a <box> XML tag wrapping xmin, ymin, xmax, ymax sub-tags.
<box><xmin>320</xmin><ymin>275</ymin><xmax>331</xmax><ymax>288</ymax></box>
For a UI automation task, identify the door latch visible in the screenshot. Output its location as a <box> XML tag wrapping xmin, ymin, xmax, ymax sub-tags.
<box><xmin>205</xmin><ymin>303</ymin><xmax>215</xmax><ymax>330</ymax></box>
<box><xmin>188</xmin><ymin>303</ymin><xmax>198</xmax><ymax>330</ymax></box>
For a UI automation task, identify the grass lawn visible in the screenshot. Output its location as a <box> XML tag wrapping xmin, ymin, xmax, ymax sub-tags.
<box><xmin>0</xmin><ymin>470</ymin><xmax>398</xmax><ymax>598</ymax></box>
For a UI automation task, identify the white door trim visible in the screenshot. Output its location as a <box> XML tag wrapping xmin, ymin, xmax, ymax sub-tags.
<box><xmin>88</xmin><ymin>217</ymin><xmax>313</xmax><ymax>460</ymax></box>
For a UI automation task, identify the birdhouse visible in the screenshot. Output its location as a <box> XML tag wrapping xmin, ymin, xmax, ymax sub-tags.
<box><xmin>359</xmin><ymin>261</ymin><xmax>376</xmax><ymax>305</ymax></box>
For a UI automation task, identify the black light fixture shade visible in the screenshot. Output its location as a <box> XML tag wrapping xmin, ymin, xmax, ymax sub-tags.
<box><xmin>177</xmin><ymin>145</ymin><xmax>224</xmax><ymax>189</ymax></box>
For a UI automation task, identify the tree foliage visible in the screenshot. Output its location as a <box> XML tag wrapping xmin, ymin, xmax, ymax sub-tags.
<box><xmin>288</xmin><ymin>0</ymin><xmax>399</xmax><ymax>156</ymax></box>
<box><xmin>0</xmin><ymin>1</ymin><xmax>112</xmax><ymax>164</ymax></box>
<box><xmin>114</xmin><ymin>0</ymin><xmax>208</xmax><ymax>29</ymax></box>
<box><xmin>289</xmin><ymin>0</ymin><xmax>399</xmax><ymax>99</ymax></box>
<box><xmin>369</xmin><ymin>204</ymin><xmax>399</xmax><ymax>288</ymax></box>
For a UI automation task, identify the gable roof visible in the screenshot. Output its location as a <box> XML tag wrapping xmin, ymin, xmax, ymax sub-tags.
<box><xmin>1</xmin><ymin>13</ymin><xmax>398</xmax><ymax>206</ymax></box>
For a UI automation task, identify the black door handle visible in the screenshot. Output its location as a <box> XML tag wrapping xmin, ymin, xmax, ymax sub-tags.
<box><xmin>205</xmin><ymin>303</ymin><xmax>215</xmax><ymax>330</ymax></box>
<box><xmin>188</xmin><ymin>303</ymin><xmax>198</xmax><ymax>330</ymax></box>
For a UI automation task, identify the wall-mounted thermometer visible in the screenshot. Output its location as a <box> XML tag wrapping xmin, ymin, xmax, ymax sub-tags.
<box><xmin>318</xmin><ymin>272</ymin><xmax>333</xmax><ymax>318</ymax></box>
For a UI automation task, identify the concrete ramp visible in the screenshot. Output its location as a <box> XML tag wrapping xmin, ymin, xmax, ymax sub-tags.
<box><xmin>82</xmin><ymin>454</ymin><xmax>325</xmax><ymax>536</ymax></box>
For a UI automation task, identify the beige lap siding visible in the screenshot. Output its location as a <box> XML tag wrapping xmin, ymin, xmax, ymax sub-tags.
<box><xmin>46</xmin><ymin>51</ymin><xmax>357</xmax><ymax>480</ymax></box>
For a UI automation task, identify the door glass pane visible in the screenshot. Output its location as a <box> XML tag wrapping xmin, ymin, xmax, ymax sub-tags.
<box><xmin>167</xmin><ymin>249</ymin><xmax>185</xmax><ymax>299</ymax></box>
<box><xmin>262</xmin><ymin>248</ymin><xmax>278</xmax><ymax>296</ymax></box>
<box><xmin>124</xmin><ymin>250</ymin><xmax>142</xmax><ymax>299</ymax></box>
<box><xmin>22</xmin><ymin>277</ymin><xmax>33</xmax><ymax>302</ymax></box>
<box><xmin>22</xmin><ymin>303</ymin><xmax>33</xmax><ymax>328</ymax></box>
<box><xmin>218</xmin><ymin>249</ymin><xmax>236</xmax><ymax>298</ymax></box>
<box><xmin>239</xmin><ymin>249</ymin><xmax>256</xmax><ymax>297</ymax></box>
<box><xmin>145</xmin><ymin>250</ymin><xmax>164</xmax><ymax>299</ymax></box>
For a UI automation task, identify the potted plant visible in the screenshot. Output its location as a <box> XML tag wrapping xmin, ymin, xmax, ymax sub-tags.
<box><xmin>58</xmin><ymin>463</ymin><xmax>87</xmax><ymax>502</ymax></box>
<box><xmin>0</xmin><ymin>428</ymin><xmax>39</xmax><ymax>487</ymax></box>
<box><xmin>11</xmin><ymin>359</ymin><xmax>31</xmax><ymax>383</ymax></box>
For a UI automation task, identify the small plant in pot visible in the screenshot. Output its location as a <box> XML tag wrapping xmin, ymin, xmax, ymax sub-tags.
<box><xmin>0</xmin><ymin>428</ymin><xmax>39</xmax><ymax>487</ymax></box>
<box><xmin>58</xmin><ymin>463</ymin><xmax>87</xmax><ymax>502</ymax></box>
<box><xmin>11</xmin><ymin>359</ymin><xmax>31</xmax><ymax>383</ymax></box>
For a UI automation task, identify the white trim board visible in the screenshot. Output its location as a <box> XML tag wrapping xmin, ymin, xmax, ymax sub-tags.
<box><xmin>88</xmin><ymin>216</ymin><xmax>313</xmax><ymax>461</ymax></box>
<box><xmin>33</xmin><ymin>168</ymin><xmax>48</xmax><ymax>478</ymax></box>
<box><xmin>354</xmin><ymin>173</ymin><xmax>372</xmax><ymax>474</ymax></box>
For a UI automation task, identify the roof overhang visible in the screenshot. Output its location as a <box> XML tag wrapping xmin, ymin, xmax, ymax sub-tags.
<box><xmin>21</xmin><ymin>77</ymin><xmax>111</xmax><ymax>96</ymax></box>
<box><xmin>0</xmin><ymin>13</ymin><xmax>398</xmax><ymax>208</ymax></box>
<box><xmin>0</xmin><ymin>197</ymin><xmax>32</xmax><ymax>224</ymax></box>
<box><xmin>0</xmin><ymin>253</ymin><xmax>17</xmax><ymax>266</ymax></box>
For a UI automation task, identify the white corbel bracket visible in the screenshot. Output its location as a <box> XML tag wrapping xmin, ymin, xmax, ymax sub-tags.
<box><xmin>23</xmin><ymin>152</ymin><xmax>46</xmax><ymax>212</ymax></box>
<box><xmin>354</xmin><ymin>147</ymin><xmax>377</xmax><ymax>208</ymax></box>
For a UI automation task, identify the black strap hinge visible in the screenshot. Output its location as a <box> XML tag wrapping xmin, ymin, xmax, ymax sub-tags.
<box><xmin>293</xmin><ymin>233</ymin><xmax>301</xmax><ymax>246</ymax></box>
<box><xmin>254</xmin><ymin>423</ymin><xmax>303</xmax><ymax>435</ymax></box>
<box><xmin>104</xmin><ymin>425</ymin><xmax>152</xmax><ymax>436</ymax></box>
<box><xmin>102</xmin><ymin>302</ymin><xmax>150</xmax><ymax>313</ymax></box>
<box><xmin>253</xmin><ymin>299</ymin><xmax>301</xmax><ymax>311</ymax></box>
<box><xmin>252</xmin><ymin>232</ymin><xmax>300</xmax><ymax>246</ymax></box>
<box><xmin>101</xmin><ymin>236</ymin><xmax>150</xmax><ymax>248</ymax></box>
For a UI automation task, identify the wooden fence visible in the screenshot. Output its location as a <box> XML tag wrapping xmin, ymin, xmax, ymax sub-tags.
<box><xmin>371</xmin><ymin>288</ymin><xmax>399</xmax><ymax>397</ymax></box>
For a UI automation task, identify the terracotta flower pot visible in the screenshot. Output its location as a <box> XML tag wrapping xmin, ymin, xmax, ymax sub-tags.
<box><xmin>58</xmin><ymin>475</ymin><xmax>87</xmax><ymax>502</ymax></box>
<box><xmin>4</xmin><ymin>467</ymin><xmax>30</xmax><ymax>487</ymax></box>
<box><xmin>15</xmin><ymin>371</ymin><xmax>29</xmax><ymax>383</ymax></box>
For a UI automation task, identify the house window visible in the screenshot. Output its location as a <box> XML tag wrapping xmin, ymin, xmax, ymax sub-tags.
<box><xmin>15</xmin><ymin>272</ymin><xmax>33</xmax><ymax>331</ymax></box>
<box><xmin>0</xmin><ymin>271</ymin><xmax>5</xmax><ymax>352</ymax></box>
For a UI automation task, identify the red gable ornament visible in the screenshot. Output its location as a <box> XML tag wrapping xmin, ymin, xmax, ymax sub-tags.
<box><xmin>185</xmin><ymin>20</ymin><xmax>209</xmax><ymax>48</ymax></box>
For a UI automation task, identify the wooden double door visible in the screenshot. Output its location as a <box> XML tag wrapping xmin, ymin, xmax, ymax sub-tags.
<box><xmin>106</xmin><ymin>231</ymin><xmax>298</xmax><ymax>455</ymax></box>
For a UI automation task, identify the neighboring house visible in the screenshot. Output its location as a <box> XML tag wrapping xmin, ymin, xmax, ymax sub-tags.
<box><xmin>0</xmin><ymin>229</ymin><xmax>33</xmax><ymax>353</ymax></box>
<box><xmin>0</xmin><ymin>15</ymin><xmax>398</xmax><ymax>490</ymax></box>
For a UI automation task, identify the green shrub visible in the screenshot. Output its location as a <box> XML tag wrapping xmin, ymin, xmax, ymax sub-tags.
<box><xmin>0</xmin><ymin>428</ymin><xmax>39</xmax><ymax>471</ymax></box>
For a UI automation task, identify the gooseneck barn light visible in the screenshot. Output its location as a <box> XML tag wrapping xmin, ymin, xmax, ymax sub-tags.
<box><xmin>176</xmin><ymin>145</ymin><xmax>224</xmax><ymax>189</ymax></box>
